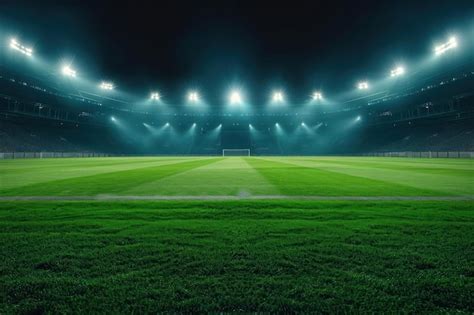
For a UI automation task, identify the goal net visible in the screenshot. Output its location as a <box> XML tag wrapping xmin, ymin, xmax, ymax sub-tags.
<box><xmin>222</xmin><ymin>149</ymin><xmax>250</xmax><ymax>156</ymax></box>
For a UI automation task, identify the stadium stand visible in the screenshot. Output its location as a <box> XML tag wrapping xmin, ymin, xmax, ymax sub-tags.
<box><xmin>0</xmin><ymin>60</ymin><xmax>473</xmax><ymax>157</ymax></box>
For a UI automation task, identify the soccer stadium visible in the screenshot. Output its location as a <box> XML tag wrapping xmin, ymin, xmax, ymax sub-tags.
<box><xmin>0</xmin><ymin>1</ymin><xmax>473</xmax><ymax>313</ymax></box>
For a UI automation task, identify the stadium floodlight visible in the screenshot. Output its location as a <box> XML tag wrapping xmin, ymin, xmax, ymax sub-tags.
<box><xmin>187</xmin><ymin>91</ymin><xmax>199</xmax><ymax>103</ymax></box>
<box><xmin>62</xmin><ymin>65</ymin><xmax>77</xmax><ymax>78</ymax></box>
<box><xmin>390</xmin><ymin>66</ymin><xmax>405</xmax><ymax>77</ymax></box>
<box><xmin>150</xmin><ymin>92</ymin><xmax>160</xmax><ymax>100</ymax></box>
<box><xmin>356</xmin><ymin>115</ymin><xmax>361</xmax><ymax>121</ymax></box>
<box><xmin>229</xmin><ymin>90</ymin><xmax>242</xmax><ymax>105</ymax></box>
<box><xmin>357</xmin><ymin>81</ymin><xmax>369</xmax><ymax>90</ymax></box>
<box><xmin>100</xmin><ymin>81</ymin><xmax>114</xmax><ymax>90</ymax></box>
<box><xmin>301</xmin><ymin>122</ymin><xmax>305</xmax><ymax>126</ymax></box>
<box><xmin>165</xmin><ymin>122</ymin><xmax>170</xmax><ymax>127</ymax></box>
<box><xmin>312</xmin><ymin>91</ymin><xmax>323</xmax><ymax>100</ymax></box>
<box><xmin>9</xmin><ymin>38</ymin><xmax>33</xmax><ymax>57</ymax></box>
<box><xmin>434</xmin><ymin>37</ymin><xmax>458</xmax><ymax>56</ymax></box>
<box><xmin>110</xmin><ymin>116</ymin><xmax>116</xmax><ymax>121</ymax></box>
<box><xmin>272</xmin><ymin>90</ymin><xmax>284</xmax><ymax>103</ymax></box>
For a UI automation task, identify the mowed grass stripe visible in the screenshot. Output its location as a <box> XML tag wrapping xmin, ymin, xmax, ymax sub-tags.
<box><xmin>123</xmin><ymin>157</ymin><xmax>280</xmax><ymax>196</ymax></box>
<box><xmin>0</xmin><ymin>157</ymin><xmax>196</xmax><ymax>190</ymax></box>
<box><xmin>0</xmin><ymin>156</ymin><xmax>185</xmax><ymax>171</ymax></box>
<box><xmin>0</xmin><ymin>158</ymin><xmax>198</xmax><ymax>193</ymax></box>
<box><xmin>292</xmin><ymin>157</ymin><xmax>474</xmax><ymax>175</ymax></box>
<box><xmin>291</xmin><ymin>156</ymin><xmax>474</xmax><ymax>168</ymax></box>
<box><xmin>0</xmin><ymin>157</ymin><xmax>193</xmax><ymax>183</ymax></box>
<box><xmin>247</xmin><ymin>158</ymin><xmax>443</xmax><ymax>196</ymax></box>
<box><xmin>0</xmin><ymin>158</ymin><xmax>221</xmax><ymax>196</ymax></box>
<box><xmin>281</xmin><ymin>157</ymin><xmax>474</xmax><ymax>196</ymax></box>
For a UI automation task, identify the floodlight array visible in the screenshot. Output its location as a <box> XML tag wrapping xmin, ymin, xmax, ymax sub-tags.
<box><xmin>9</xmin><ymin>38</ymin><xmax>33</xmax><ymax>56</ymax></box>
<box><xmin>188</xmin><ymin>91</ymin><xmax>199</xmax><ymax>102</ymax></box>
<box><xmin>4</xmin><ymin>28</ymin><xmax>466</xmax><ymax>108</ymax></box>
<box><xmin>100</xmin><ymin>82</ymin><xmax>114</xmax><ymax>90</ymax></box>
<box><xmin>358</xmin><ymin>81</ymin><xmax>369</xmax><ymax>90</ymax></box>
<box><xmin>62</xmin><ymin>65</ymin><xmax>77</xmax><ymax>77</ymax></box>
<box><xmin>229</xmin><ymin>90</ymin><xmax>242</xmax><ymax>104</ymax></box>
<box><xmin>312</xmin><ymin>92</ymin><xmax>322</xmax><ymax>100</ymax></box>
<box><xmin>434</xmin><ymin>37</ymin><xmax>458</xmax><ymax>55</ymax></box>
<box><xmin>272</xmin><ymin>91</ymin><xmax>284</xmax><ymax>103</ymax></box>
<box><xmin>390</xmin><ymin>66</ymin><xmax>405</xmax><ymax>77</ymax></box>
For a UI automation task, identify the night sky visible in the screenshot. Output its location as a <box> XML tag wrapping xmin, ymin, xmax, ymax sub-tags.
<box><xmin>1</xmin><ymin>0</ymin><xmax>473</xmax><ymax>103</ymax></box>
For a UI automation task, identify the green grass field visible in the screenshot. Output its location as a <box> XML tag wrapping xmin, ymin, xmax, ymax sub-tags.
<box><xmin>0</xmin><ymin>157</ymin><xmax>473</xmax><ymax>313</ymax></box>
<box><xmin>1</xmin><ymin>156</ymin><xmax>473</xmax><ymax>196</ymax></box>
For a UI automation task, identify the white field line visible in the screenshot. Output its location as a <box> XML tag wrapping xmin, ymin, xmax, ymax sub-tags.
<box><xmin>0</xmin><ymin>195</ymin><xmax>473</xmax><ymax>201</ymax></box>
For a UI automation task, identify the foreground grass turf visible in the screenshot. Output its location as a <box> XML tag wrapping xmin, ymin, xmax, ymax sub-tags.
<box><xmin>0</xmin><ymin>156</ymin><xmax>473</xmax><ymax>196</ymax></box>
<box><xmin>0</xmin><ymin>201</ymin><xmax>473</xmax><ymax>313</ymax></box>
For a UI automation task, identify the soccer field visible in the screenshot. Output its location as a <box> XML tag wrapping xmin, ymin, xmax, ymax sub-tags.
<box><xmin>0</xmin><ymin>157</ymin><xmax>473</xmax><ymax>313</ymax></box>
<box><xmin>1</xmin><ymin>156</ymin><xmax>473</xmax><ymax>197</ymax></box>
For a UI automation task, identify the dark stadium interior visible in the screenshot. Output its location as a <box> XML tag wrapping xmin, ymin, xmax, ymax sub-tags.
<box><xmin>1</xmin><ymin>64</ymin><xmax>473</xmax><ymax>155</ymax></box>
<box><xmin>0</xmin><ymin>0</ymin><xmax>473</xmax><ymax>156</ymax></box>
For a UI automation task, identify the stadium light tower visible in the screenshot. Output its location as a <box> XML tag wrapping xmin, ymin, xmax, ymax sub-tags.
<box><xmin>62</xmin><ymin>65</ymin><xmax>77</xmax><ymax>78</ymax></box>
<box><xmin>312</xmin><ymin>91</ymin><xmax>323</xmax><ymax>100</ymax></box>
<box><xmin>188</xmin><ymin>91</ymin><xmax>199</xmax><ymax>103</ymax></box>
<box><xmin>357</xmin><ymin>81</ymin><xmax>369</xmax><ymax>90</ymax></box>
<box><xmin>272</xmin><ymin>90</ymin><xmax>284</xmax><ymax>103</ymax></box>
<box><xmin>390</xmin><ymin>66</ymin><xmax>405</xmax><ymax>77</ymax></box>
<box><xmin>100</xmin><ymin>82</ymin><xmax>114</xmax><ymax>90</ymax></box>
<box><xmin>9</xmin><ymin>38</ymin><xmax>33</xmax><ymax>57</ymax></box>
<box><xmin>434</xmin><ymin>36</ymin><xmax>458</xmax><ymax>56</ymax></box>
<box><xmin>110</xmin><ymin>116</ymin><xmax>116</xmax><ymax>122</ymax></box>
<box><xmin>150</xmin><ymin>92</ymin><xmax>160</xmax><ymax>100</ymax></box>
<box><xmin>229</xmin><ymin>90</ymin><xmax>242</xmax><ymax>105</ymax></box>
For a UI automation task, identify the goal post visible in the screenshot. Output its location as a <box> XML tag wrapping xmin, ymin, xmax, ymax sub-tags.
<box><xmin>222</xmin><ymin>149</ymin><xmax>250</xmax><ymax>156</ymax></box>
